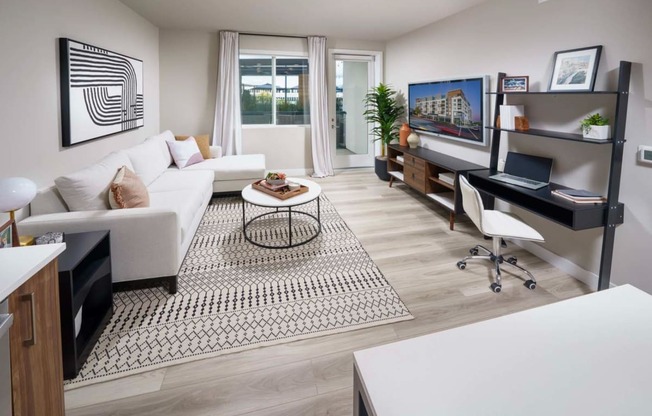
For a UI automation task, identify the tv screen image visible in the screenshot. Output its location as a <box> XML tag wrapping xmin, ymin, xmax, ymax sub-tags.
<box><xmin>408</xmin><ymin>76</ymin><xmax>488</xmax><ymax>146</ymax></box>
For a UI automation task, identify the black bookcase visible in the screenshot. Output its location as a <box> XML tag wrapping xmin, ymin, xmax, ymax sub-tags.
<box><xmin>57</xmin><ymin>230</ymin><xmax>113</xmax><ymax>379</ymax></box>
<box><xmin>470</xmin><ymin>61</ymin><xmax>631</xmax><ymax>291</ymax></box>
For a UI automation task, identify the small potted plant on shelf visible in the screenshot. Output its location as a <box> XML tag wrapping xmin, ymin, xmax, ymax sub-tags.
<box><xmin>581</xmin><ymin>113</ymin><xmax>611</xmax><ymax>140</ymax></box>
<box><xmin>364</xmin><ymin>83</ymin><xmax>405</xmax><ymax>181</ymax></box>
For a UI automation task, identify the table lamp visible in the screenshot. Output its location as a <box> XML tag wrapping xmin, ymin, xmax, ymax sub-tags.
<box><xmin>0</xmin><ymin>177</ymin><xmax>37</xmax><ymax>246</ymax></box>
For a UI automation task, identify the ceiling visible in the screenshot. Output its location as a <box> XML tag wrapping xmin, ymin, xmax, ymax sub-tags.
<box><xmin>119</xmin><ymin>0</ymin><xmax>487</xmax><ymax>42</ymax></box>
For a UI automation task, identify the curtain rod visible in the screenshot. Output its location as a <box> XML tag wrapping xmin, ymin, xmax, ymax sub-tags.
<box><xmin>237</xmin><ymin>31</ymin><xmax>309</xmax><ymax>40</ymax></box>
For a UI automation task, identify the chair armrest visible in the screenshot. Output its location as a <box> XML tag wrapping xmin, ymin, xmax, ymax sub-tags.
<box><xmin>210</xmin><ymin>145</ymin><xmax>223</xmax><ymax>159</ymax></box>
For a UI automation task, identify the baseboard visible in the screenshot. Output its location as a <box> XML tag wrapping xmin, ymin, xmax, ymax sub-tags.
<box><xmin>509</xmin><ymin>239</ymin><xmax>614</xmax><ymax>290</ymax></box>
<box><xmin>277</xmin><ymin>168</ymin><xmax>311</xmax><ymax>176</ymax></box>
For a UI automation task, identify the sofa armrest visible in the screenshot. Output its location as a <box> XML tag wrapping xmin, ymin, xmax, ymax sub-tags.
<box><xmin>210</xmin><ymin>145</ymin><xmax>223</xmax><ymax>159</ymax></box>
<box><xmin>19</xmin><ymin>208</ymin><xmax>181</xmax><ymax>282</ymax></box>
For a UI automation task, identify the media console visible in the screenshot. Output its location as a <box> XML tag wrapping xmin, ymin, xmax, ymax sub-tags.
<box><xmin>386</xmin><ymin>144</ymin><xmax>485</xmax><ymax>230</ymax></box>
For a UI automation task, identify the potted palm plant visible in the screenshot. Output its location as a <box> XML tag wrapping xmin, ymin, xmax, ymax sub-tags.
<box><xmin>364</xmin><ymin>83</ymin><xmax>405</xmax><ymax>181</ymax></box>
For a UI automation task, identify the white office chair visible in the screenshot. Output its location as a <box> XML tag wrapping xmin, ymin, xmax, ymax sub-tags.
<box><xmin>456</xmin><ymin>175</ymin><xmax>544</xmax><ymax>293</ymax></box>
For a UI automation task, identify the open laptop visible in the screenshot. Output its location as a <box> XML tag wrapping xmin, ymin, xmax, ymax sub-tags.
<box><xmin>489</xmin><ymin>152</ymin><xmax>553</xmax><ymax>190</ymax></box>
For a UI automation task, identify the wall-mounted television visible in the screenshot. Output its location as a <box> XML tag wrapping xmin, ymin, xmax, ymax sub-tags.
<box><xmin>408</xmin><ymin>75</ymin><xmax>489</xmax><ymax>146</ymax></box>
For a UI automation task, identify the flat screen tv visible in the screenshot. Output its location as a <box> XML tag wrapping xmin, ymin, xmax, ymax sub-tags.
<box><xmin>408</xmin><ymin>75</ymin><xmax>489</xmax><ymax>146</ymax></box>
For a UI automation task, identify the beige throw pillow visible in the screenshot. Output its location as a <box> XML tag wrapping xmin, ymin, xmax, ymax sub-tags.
<box><xmin>109</xmin><ymin>166</ymin><xmax>150</xmax><ymax>209</ymax></box>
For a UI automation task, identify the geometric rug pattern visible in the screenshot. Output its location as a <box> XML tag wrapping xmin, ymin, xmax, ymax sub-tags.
<box><xmin>65</xmin><ymin>195</ymin><xmax>412</xmax><ymax>388</ymax></box>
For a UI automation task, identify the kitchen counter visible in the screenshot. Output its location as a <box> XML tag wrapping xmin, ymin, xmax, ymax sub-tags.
<box><xmin>0</xmin><ymin>243</ymin><xmax>66</xmax><ymax>301</ymax></box>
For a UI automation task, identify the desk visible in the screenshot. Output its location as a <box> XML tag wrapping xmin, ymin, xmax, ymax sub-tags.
<box><xmin>353</xmin><ymin>285</ymin><xmax>652</xmax><ymax>416</ymax></box>
<box><xmin>468</xmin><ymin>169</ymin><xmax>624</xmax><ymax>230</ymax></box>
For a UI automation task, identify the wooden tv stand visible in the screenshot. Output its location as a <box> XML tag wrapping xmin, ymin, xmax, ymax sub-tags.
<box><xmin>387</xmin><ymin>144</ymin><xmax>485</xmax><ymax>230</ymax></box>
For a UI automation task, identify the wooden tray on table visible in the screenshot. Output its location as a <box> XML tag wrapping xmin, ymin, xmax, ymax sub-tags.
<box><xmin>252</xmin><ymin>180</ymin><xmax>309</xmax><ymax>200</ymax></box>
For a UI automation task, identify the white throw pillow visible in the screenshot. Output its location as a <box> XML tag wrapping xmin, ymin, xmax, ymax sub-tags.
<box><xmin>124</xmin><ymin>138</ymin><xmax>171</xmax><ymax>186</ymax></box>
<box><xmin>167</xmin><ymin>137</ymin><xmax>204</xmax><ymax>169</ymax></box>
<box><xmin>55</xmin><ymin>151</ymin><xmax>133</xmax><ymax>211</ymax></box>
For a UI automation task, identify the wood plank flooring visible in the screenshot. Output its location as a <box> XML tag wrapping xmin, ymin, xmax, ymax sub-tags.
<box><xmin>65</xmin><ymin>169</ymin><xmax>591</xmax><ymax>415</ymax></box>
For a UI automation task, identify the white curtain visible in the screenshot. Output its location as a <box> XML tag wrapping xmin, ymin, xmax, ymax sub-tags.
<box><xmin>308</xmin><ymin>36</ymin><xmax>334</xmax><ymax>177</ymax></box>
<box><xmin>213</xmin><ymin>31</ymin><xmax>242</xmax><ymax>155</ymax></box>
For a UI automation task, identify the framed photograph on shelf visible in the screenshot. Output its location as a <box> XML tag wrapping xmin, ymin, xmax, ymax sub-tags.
<box><xmin>548</xmin><ymin>45</ymin><xmax>602</xmax><ymax>92</ymax></box>
<box><xmin>501</xmin><ymin>76</ymin><xmax>529</xmax><ymax>92</ymax></box>
<box><xmin>0</xmin><ymin>220</ymin><xmax>14</xmax><ymax>248</ymax></box>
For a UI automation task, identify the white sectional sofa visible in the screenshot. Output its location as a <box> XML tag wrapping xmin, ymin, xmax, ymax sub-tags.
<box><xmin>19</xmin><ymin>131</ymin><xmax>265</xmax><ymax>293</ymax></box>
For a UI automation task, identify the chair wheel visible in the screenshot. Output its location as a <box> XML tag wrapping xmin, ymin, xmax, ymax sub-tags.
<box><xmin>507</xmin><ymin>256</ymin><xmax>517</xmax><ymax>265</ymax></box>
<box><xmin>524</xmin><ymin>280</ymin><xmax>536</xmax><ymax>290</ymax></box>
<box><xmin>469</xmin><ymin>248</ymin><xmax>479</xmax><ymax>255</ymax></box>
<box><xmin>456</xmin><ymin>261</ymin><xmax>466</xmax><ymax>270</ymax></box>
<box><xmin>490</xmin><ymin>283</ymin><xmax>502</xmax><ymax>293</ymax></box>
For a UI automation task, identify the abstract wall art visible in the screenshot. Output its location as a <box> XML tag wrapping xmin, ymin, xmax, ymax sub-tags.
<box><xmin>59</xmin><ymin>38</ymin><xmax>144</xmax><ymax>147</ymax></box>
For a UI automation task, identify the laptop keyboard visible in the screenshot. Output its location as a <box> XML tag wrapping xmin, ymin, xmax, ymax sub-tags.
<box><xmin>490</xmin><ymin>173</ymin><xmax>547</xmax><ymax>189</ymax></box>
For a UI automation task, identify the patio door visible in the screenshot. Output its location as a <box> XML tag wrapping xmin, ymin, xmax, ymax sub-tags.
<box><xmin>329</xmin><ymin>51</ymin><xmax>381</xmax><ymax>169</ymax></box>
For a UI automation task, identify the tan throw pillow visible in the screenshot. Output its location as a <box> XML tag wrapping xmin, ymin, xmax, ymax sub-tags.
<box><xmin>175</xmin><ymin>134</ymin><xmax>211</xmax><ymax>159</ymax></box>
<box><xmin>109</xmin><ymin>166</ymin><xmax>150</xmax><ymax>209</ymax></box>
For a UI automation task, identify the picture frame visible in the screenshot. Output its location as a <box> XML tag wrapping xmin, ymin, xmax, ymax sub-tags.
<box><xmin>548</xmin><ymin>45</ymin><xmax>602</xmax><ymax>92</ymax></box>
<box><xmin>501</xmin><ymin>76</ymin><xmax>529</xmax><ymax>92</ymax></box>
<box><xmin>59</xmin><ymin>38</ymin><xmax>144</xmax><ymax>147</ymax></box>
<box><xmin>0</xmin><ymin>220</ymin><xmax>15</xmax><ymax>249</ymax></box>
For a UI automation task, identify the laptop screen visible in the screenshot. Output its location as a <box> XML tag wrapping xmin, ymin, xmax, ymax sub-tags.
<box><xmin>504</xmin><ymin>152</ymin><xmax>553</xmax><ymax>182</ymax></box>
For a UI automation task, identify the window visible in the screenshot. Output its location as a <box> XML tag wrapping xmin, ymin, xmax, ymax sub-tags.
<box><xmin>240</xmin><ymin>55</ymin><xmax>310</xmax><ymax>125</ymax></box>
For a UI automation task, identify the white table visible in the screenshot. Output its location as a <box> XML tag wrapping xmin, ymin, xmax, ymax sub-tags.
<box><xmin>353</xmin><ymin>285</ymin><xmax>652</xmax><ymax>416</ymax></box>
<box><xmin>241</xmin><ymin>178</ymin><xmax>322</xmax><ymax>248</ymax></box>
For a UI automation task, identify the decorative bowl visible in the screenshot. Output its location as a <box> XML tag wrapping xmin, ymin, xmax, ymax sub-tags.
<box><xmin>267</xmin><ymin>179</ymin><xmax>286</xmax><ymax>186</ymax></box>
<box><xmin>287</xmin><ymin>182</ymin><xmax>300</xmax><ymax>191</ymax></box>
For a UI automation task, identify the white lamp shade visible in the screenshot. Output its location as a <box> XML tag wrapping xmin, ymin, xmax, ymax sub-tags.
<box><xmin>0</xmin><ymin>177</ymin><xmax>37</xmax><ymax>212</ymax></box>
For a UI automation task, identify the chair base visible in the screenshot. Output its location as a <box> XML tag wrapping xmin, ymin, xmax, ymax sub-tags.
<box><xmin>456</xmin><ymin>237</ymin><xmax>537</xmax><ymax>293</ymax></box>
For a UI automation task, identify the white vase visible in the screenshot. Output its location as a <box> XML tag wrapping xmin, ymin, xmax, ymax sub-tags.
<box><xmin>407</xmin><ymin>132</ymin><xmax>419</xmax><ymax>149</ymax></box>
<box><xmin>583</xmin><ymin>125</ymin><xmax>611</xmax><ymax>140</ymax></box>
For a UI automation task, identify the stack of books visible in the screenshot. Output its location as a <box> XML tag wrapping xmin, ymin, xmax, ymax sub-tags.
<box><xmin>396</xmin><ymin>155</ymin><xmax>404</xmax><ymax>163</ymax></box>
<box><xmin>438</xmin><ymin>172</ymin><xmax>455</xmax><ymax>186</ymax></box>
<box><xmin>552</xmin><ymin>189</ymin><xmax>606</xmax><ymax>204</ymax></box>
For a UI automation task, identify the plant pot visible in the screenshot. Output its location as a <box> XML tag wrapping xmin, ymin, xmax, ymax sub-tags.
<box><xmin>375</xmin><ymin>156</ymin><xmax>391</xmax><ymax>181</ymax></box>
<box><xmin>399</xmin><ymin>123</ymin><xmax>411</xmax><ymax>147</ymax></box>
<box><xmin>583</xmin><ymin>125</ymin><xmax>611</xmax><ymax>141</ymax></box>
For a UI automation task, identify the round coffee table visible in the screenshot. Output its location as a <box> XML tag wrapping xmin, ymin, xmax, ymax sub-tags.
<box><xmin>241</xmin><ymin>178</ymin><xmax>322</xmax><ymax>248</ymax></box>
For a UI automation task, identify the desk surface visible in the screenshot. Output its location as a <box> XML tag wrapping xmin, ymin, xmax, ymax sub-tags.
<box><xmin>468</xmin><ymin>169</ymin><xmax>623</xmax><ymax>230</ymax></box>
<box><xmin>354</xmin><ymin>285</ymin><xmax>652</xmax><ymax>416</ymax></box>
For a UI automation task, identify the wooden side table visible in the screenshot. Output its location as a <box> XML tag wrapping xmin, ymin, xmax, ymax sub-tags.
<box><xmin>57</xmin><ymin>230</ymin><xmax>112</xmax><ymax>379</ymax></box>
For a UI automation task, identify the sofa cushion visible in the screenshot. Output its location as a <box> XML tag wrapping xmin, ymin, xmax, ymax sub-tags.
<box><xmin>149</xmin><ymin>189</ymin><xmax>206</xmax><ymax>241</ymax></box>
<box><xmin>148</xmin><ymin>169</ymin><xmax>214</xmax><ymax>194</ymax></box>
<box><xmin>184</xmin><ymin>154</ymin><xmax>266</xmax><ymax>181</ymax></box>
<box><xmin>109</xmin><ymin>166</ymin><xmax>150</xmax><ymax>209</ymax></box>
<box><xmin>124</xmin><ymin>135</ymin><xmax>173</xmax><ymax>186</ymax></box>
<box><xmin>54</xmin><ymin>151</ymin><xmax>133</xmax><ymax>211</ymax></box>
<box><xmin>176</xmin><ymin>134</ymin><xmax>211</xmax><ymax>159</ymax></box>
<box><xmin>167</xmin><ymin>137</ymin><xmax>204</xmax><ymax>169</ymax></box>
<box><xmin>145</xmin><ymin>130</ymin><xmax>175</xmax><ymax>167</ymax></box>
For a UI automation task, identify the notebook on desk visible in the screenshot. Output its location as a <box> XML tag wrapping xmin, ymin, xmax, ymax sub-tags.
<box><xmin>490</xmin><ymin>152</ymin><xmax>553</xmax><ymax>190</ymax></box>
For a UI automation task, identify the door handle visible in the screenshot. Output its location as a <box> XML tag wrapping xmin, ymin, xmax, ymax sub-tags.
<box><xmin>21</xmin><ymin>293</ymin><xmax>36</xmax><ymax>346</ymax></box>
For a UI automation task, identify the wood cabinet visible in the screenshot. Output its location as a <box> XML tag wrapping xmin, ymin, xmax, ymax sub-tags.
<box><xmin>8</xmin><ymin>258</ymin><xmax>65</xmax><ymax>416</ymax></box>
<box><xmin>387</xmin><ymin>144</ymin><xmax>485</xmax><ymax>230</ymax></box>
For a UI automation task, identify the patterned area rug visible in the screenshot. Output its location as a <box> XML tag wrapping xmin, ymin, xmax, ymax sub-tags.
<box><xmin>65</xmin><ymin>195</ymin><xmax>412</xmax><ymax>388</ymax></box>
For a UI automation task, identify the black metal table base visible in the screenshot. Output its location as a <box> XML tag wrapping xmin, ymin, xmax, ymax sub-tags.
<box><xmin>242</xmin><ymin>197</ymin><xmax>321</xmax><ymax>249</ymax></box>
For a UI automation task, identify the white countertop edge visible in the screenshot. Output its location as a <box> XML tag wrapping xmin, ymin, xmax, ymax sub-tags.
<box><xmin>0</xmin><ymin>243</ymin><xmax>66</xmax><ymax>301</ymax></box>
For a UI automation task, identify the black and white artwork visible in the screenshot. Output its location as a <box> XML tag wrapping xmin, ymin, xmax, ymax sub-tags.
<box><xmin>59</xmin><ymin>38</ymin><xmax>144</xmax><ymax>147</ymax></box>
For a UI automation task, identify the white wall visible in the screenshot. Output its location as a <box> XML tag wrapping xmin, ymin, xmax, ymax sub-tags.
<box><xmin>0</xmin><ymin>0</ymin><xmax>160</xmax><ymax>190</ymax></box>
<box><xmin>385</xmin><ymin>0</ymin><xmax>652</xmax><ymax>292</ymax></box>
<box><xmin>159</xmin><ymin>29</ymin><xmax>384</xmax><ymax>172</ymax></box>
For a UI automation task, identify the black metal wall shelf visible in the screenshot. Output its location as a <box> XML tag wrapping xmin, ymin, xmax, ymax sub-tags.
<box><xmin>470</xmin><ymin>61</ymin><xmax>631</xmax><ymax>291</ymax></box>
<box><xmin>485</xmin><ymin>127</ymin><xmax>617</xmax><ymax>144</ymax></box>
